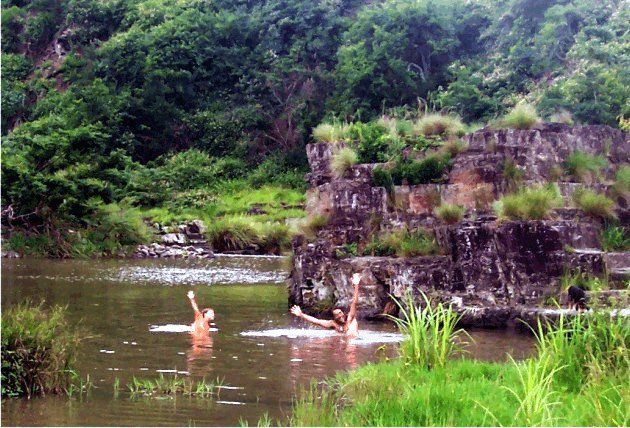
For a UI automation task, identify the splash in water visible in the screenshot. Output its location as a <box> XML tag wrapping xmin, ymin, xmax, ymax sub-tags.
<box><xmin>240</xmin><ymin>328</ymin><xmax>404</xmax><ymax>345</ymax></box>
<box><xmin>149</xmin><ymin>324</ymin><xmax>218</xmax><ymax>333</ymax></box>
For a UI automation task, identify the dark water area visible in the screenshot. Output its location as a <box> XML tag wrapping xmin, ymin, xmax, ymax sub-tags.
<box><xmin>1</xmin><ymin>257</ymin><xmax>534</xmax><ymax>426</ymax></box>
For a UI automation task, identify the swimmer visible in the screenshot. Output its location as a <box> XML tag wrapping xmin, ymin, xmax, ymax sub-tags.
<box><xmin>187</xmin><ymin>290</ymin><xmax>215</xmax><ymax>334</ymax></box>
<box><xmin>290</xmin><ymin>273</ymin><xmax>361</xmax><ymax>338</ymax></box>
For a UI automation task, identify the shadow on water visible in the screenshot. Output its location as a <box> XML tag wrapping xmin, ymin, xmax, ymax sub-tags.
<box><xmin>1</xmin><ymin>257</ymin><xmax>535</xmax><ymax>426</ymax></box>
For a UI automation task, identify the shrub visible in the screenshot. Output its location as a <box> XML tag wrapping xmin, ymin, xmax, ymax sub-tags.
<box><xmin>371</xmin><ymin>167</ymin><xmax>394</xmax><ymax>193</ymax></box>
<box><xmin>205</xmin><ymin>218</ymin><xmax>260</xmax><ymax>252</ymax></box>
<box><xmin>601</xmin><ymin>225</ymin><xmax>630</xmax><ymax>252</ymax></box>
<box><xmin>416</xmin><ymin>114</ymin><xmax>465</xmax><ymax>137</ymax></box>
<box><xmin>1</xmin><ymin>302</ymin><xmax>84</xmax><ymax>398</ymax></box>
<box><xmin>83</xmin><ymin>201</ymin><xmax>151</xmax><ymax>250</ymax></box>
<box><xmin>346</xmin><ymin>122</ymin><xmax>390</xmax><ymax>163</ymax></box>
<box><xmin>312</xmin><ymin>123</ymin><xmax>346</xmax><ymax>143</ymax></box>
<box><xmin>502</xmin><ymin>157</ymin><xmax>524</xmax><ymax>190</ymax></box>
<box><xmin>612</xmin><ymin>165</ymin><xmax>630</xmax><ymax>195</ymax></box>
<box><xmin>435</xmin><ymin>204</ymin><xmax>464</xmax><ymax>224</ymax></box>
<box><xmin>258</xmin><ymin>223</ymin><xmax>292</xmax><ymax>255</ymax></box>
<box><xmin>500</xmin><ymin>103</ymin><xmax>540</xmax><ymax>130</ymax></box>
<box><xmin>391</xmin><ymin>153</ymin><xmax>451</xmax><ymax>185</ymax></box>
<box><xmin>572</xmin><ymin>188</ymin><xmax>616</xmax><ymax>220</ymax></box>
<box><xmin>495</xmin><ymin>185</ymin><xmax>562</xmax><ymax>220</ymax></box>
<box><xmin>440</xmin><ymin>138</ymin><xmax>468</xmax><ymax>157</ymax></box>
<box><xmin>330</xmin><ymin>147</ymin><xmax>358</xmax><ymax>178</ymax></box>
<box><xmin>563</xmin><ymin>151</ymin><xmax>607</xmax><ymax>183</ymax></box>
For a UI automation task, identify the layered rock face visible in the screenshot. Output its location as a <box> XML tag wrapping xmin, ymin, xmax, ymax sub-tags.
<box><xmin>290</xmin><ymin>125</ymin><xmax>629</xmax><ymax>327</ymax></box>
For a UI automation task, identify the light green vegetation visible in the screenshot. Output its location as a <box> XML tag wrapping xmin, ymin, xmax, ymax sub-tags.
<box><xmin>560</xmin><ymin>270</ymin><xmax>608</xmax><ymax>293</ymax></box>
<box><xmin>287</xmin><ymin>306</ymin><xmax>629</xmax><ymax>426</ymax></box>
<box><xmin>330</xmin><ymin>147</ymin><xmax>358</xmax><ymax>178</ymax></box>
<box><xmin>496</xmin><ymin>103</ymin><xmax>541</xmax><ymax>130</ymax></box>
<box><xmin>126</xmin><ymin>374</ymin><xmax>224</xmax><ymax>398</ymax></box>
<box><xmin>572</xmin><ymin>188</ymin><xmax>616</xmax><ymax>220</ymax></box>
<box><xmin>494</xmin><ymin>185</ymin><xmax>562</xmax><ymax>220</ymax></box>
<box><xmin>363</xmin><ymin>228</ymin><xmax>440</xmax><ymax>257</ymax></box>
<box><xmin>434</xmin><ymin>204</ymin><xmax>465</xmax><ymax>224</ymax></box>
<box><xmin>548</xmin><ymin>110</ymin><xmax>574</xmax><ymax>125</ymax></box>
<box><xmin>416</xmin><ymin>114</ymin><xmax>466</xmax><ymax>137</ymax></box>
<box><xmin>563</xmin><ymin>151</ymin><xmax>607</xmax><ymax>183</ymax></box>
<box><xmin>1</xmin><ymin>302</ymin><xmax>85</xmax><ymax>398</ymax></box>
<box><xmin>601</xmin><ymin>225</ymin><xmax>630</xmax><ymax>252</ymax></box>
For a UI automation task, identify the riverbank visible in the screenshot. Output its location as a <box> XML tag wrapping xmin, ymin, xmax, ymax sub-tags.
<box><xmin>288</xmin><ymin>311</ymin><xmax>629</xmax><ymax>427</ymax></box>
<box><xmin>2</xmin><ymin>181</ymin><xmax>306</xmax><ymax>259</ymax></box>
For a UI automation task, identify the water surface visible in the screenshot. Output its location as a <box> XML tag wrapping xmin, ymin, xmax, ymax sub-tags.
<box><xmin>1</xmin><ymin>257</ymin><xmax>534</xmax><ymax>426</ymax></box>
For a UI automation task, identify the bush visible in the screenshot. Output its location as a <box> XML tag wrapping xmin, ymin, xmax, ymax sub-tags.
<box><xmin>435</xmin><ymin>204</ymin><xmax>464</xmax><ymax>224</ymax></box>
<box><xmin>346</xmin><ymin>122</ymin><xmax>390</xmax><ymax>163</ymax></box>
<box><xmin>440</xmin><ymin>138</ymin><xmax>468</xmax><ymax>157</ymax></box>
<box><xmin>548</xmin><ymin>110</ymin><xmax>574</xmax><ymax>125</ymax></box>
<box><xmin>572</xmin><ymin>189</ymin><xmax>616</xmax><ymax>220</ymax></box>
<box><xmin>601</xmin><ymin>225</ymin><xmax>630</xmax><ymax>252</ymax></box>
<box><xmin>495</xmin><ymin>185</ymin><xmax>562</xmax><ymax>220</ymax></box>
<box><xmin>205</xmin><ymin>218</ymin><xmax>260</xmax><ymax>252</ymax></box>
<box><xmin>391</xmin><ymin>153</ymin><xmax>451</xmax><ymax>185</ymax></box>
<box><xmin>257</xmin><ymin>223</ymin><xmax>292</xmax><ymax>255</ymax></box>
<box><xmin>563</xmin><ymin>151</ymin><xmax>607</xmax><ymax>183</ymax></box>
<box><xmin>371</xmin><ymin>167</ymin><xmax>394</xmax><ymax>193</ymax></box>
<box><xmin>330</xmin><ymin>147</ymin><xmax>358</xmax><ymax>178</ymax></box>
<box><xmin>613</xmin><ymin>165</ymin><xmax>630</xmax><ymax>195</ymax></box>
<box><xmin>500</xmin><ymin>103</ymin><xmax>540</xmax><ymax>130</ymax></box>
<box><xmin>1</xmin><ymin>302</ymin><xmax>84</xmax><ymax>398</ymax></box>
<box><xmin>416</xmin><ymin>114</ymin><xmax>465</xmax><ymax>137</ymax></box>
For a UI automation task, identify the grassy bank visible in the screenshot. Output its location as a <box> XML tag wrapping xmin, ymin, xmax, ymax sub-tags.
<box><xmin>1</xmin><ymin>302</ymin><xmax>85</xmax><ymax>398</ymax></box>
<box><xmin>286</xmin><ymin>302</ymin><xmax>629</xmax><ymax>427</ymax></box>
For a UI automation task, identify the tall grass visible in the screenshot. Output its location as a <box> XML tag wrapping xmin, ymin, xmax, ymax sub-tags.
<box><xmin>434</xmin><ymin>203</ymin><xmax>464</xmax><ymax>224</ymax></box>
<box><xmin>601</xmin><ymin>225</ymin><xmax>630</xmax><ymax>251</ymax></box>
<box><xmin>1</xmin><ymin>302</ymin><xmax>84</xmax><ymax>398</ymax></box>
<box><xmin>416</xmin><ymin>113</ymin><xmax>466</xmax><ymax>137</ymax></box>
<box><xmin>499</xmin><ymin>103</ymin><xmax>541</xmax><ymax>130</ymax></box>
<box><xmin>363</xmin><ymin>228</ymin><xmax>440</xmax><ymax>257</ymax></box>
<box><xmin>330</xmin><ymin>147</ymin><xmax>358</xmax><ymax>178</ymax></box>
<box><xmin>126</xmin><ymin>374</ymin><xmax>223</xmax><ymax>397</ymax></box>
<box><xmin>563</xmin><ymin>151</ymin><xmax>607</xmax><ymax>183</ymax></box>
<box><xmin>312</xmin><ymin>123</ymin><xmax>347</xmax><ymax>143</ymax></box>
<box><xmin>572</xmin><ymin>188</ymin><xmax>616</xmax><ymax>220</ymax></box>
<box><xmin>389</xmin><ymin>293</ymin><xmax>466</xmax><ymax>369</ymax></box>
<box><xmin>494</xmin><ymin>184</ymin><xmax>562</xmax><ymax>220</ymax></box>
<box><xmin>206</xmin><ymin>217</ymin><xmax>260</xmax><ymax>251</ymax></box>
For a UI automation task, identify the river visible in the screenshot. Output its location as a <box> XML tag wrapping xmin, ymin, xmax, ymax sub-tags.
<box><xmin>1</xmin><ymin>257</ymin><xmax>534</xmax><ymax>426</ymax></box>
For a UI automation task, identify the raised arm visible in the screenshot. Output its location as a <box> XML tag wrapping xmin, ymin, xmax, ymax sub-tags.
<box><xmin>290</xmin><ymin>305</ymin><xmax>335</xmax><ymax>329</ymax></box>
<box><xmin>187</xmin><ymin>290</ymin><xmax>200</xmax><ymax>316</ymax></box>
<box><xmin>347</xmin><ymin>273</ymin><xmax>361</xmax><ymax>322</ymax></box>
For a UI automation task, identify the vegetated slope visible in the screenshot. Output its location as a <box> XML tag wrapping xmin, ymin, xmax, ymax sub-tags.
<box><xmin>1</xmin><ymin>0</ymin><xmax>628</xmax><ymax>256</ymax></box>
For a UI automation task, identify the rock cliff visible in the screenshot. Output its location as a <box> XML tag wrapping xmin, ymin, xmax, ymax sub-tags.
<box><xmin>289</xmin><ymin>124</ymin><xmax>630</xmax><ymax>327</ymax></box>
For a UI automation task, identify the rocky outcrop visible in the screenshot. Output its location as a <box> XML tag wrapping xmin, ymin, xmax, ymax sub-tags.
<box><xmin>133</xmin><ymin>220</ymin><xmax>213</xmax><ymax>259</ymax></box>
<box><xmin>290</xmin><ymin>125</ymin><xmax>629</xmax><ymax>327</ymax></box>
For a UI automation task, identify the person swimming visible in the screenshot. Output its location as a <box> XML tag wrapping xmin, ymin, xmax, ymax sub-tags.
<box><xmin>187</xmin><ymin>290</ymin><xmax>215</xmax><ymax>334</ymax></box>
<box><xmin>290</xmin><ymin>273</ymin><xmax>361</xmax><ymax>338</ymax></box>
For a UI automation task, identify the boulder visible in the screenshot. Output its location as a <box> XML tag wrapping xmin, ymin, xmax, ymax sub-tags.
<box><xmin>161</xmin><ymin>233</ymin><xmax>187</xmax><ymax>245</ymax></box>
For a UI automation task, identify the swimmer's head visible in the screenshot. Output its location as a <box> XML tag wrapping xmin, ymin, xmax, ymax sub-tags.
<box><xmin>201</xmin><ymin>308</ymin><xmax>215</xmax><ymax>322</ymax></box>
<box><xmin>332</xmin><ymin>308</ymin><xmax>346</xmax><ymax>325</ymax></box>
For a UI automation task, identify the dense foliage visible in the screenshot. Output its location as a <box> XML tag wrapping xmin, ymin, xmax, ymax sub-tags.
<box><xmin>1</xmin><ymin>0</ymin><xmax>628</xmax><ymax>255</ymax></box>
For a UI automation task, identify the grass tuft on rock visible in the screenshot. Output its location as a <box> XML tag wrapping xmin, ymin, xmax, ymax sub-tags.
<box><xmin>601</xmin><ymin>225</ymin><xmax>630</xmax><ymax>252</ymax></box>
<box><xmin>563</xmin><ymin>151</ymin><xmax>607</xmax><ymax>183</ymax></box>
<box><xmin>330</xmin><ymin>147</ymin><xmax>358</xmax><ymax>178</ymax></box>
<box><xmin>416</xmin><ymin>114</ymin><xmax>466</xmax><ymax>137</ymax></box>
<box><xmin>572</xmin><ymin>188</ymin><xmax>616</xmax><ymax>220</ymax></box>
<box><xmin>494</xmin><ymin>184</ymin><xmax>562</xmax><ymax>220</ymax></box>
<box><xmin>499</xmin><ymin>102</ymin><xmax>541</xmax><ymax>130</ymax></box>
<box><xmin>1</xmin><ymin>302</ymin><xmax>84</xmax><ymax>398</ymax></box>
<box><xmin>435</xmin><ymin>204</ymin><xmax>464</xmax><ymax>224</ymax></box>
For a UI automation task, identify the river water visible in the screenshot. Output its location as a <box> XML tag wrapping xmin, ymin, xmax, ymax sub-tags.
<box><xmin>1</xmin><ymin>257</ymin><xmax>534</xmax><ymax>426</ymax></box>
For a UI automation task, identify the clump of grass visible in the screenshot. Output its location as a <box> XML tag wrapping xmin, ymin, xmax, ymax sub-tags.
<box><xmin>312</xmin><ymin>123</ymin><xmax>346</xmax><ymax>143</ymax></box>
<box><xmin>563</xmin><ymin>151</ymin><xmax>607</xmax><ymax>183</ymax></box>
<box><xmin>127</xmin><ymin>374</ymin><xmax>221</xmax><ymax>398</ymax></box>
<box><xmin>548</xmin><ymin>110</ymin><xmax>574</xmax><ymax>125</ymax></box>
<box><xmin>502</xmin><ymin>157</ymin><xmax>524</xmax><ymax>190</ymax></box>
<box><xmin>391</xmin><ymin>153</ymin><xmax>451</xmax><ymax>185</ymax></box>
<box><xmin>494</xmin><ymin>184</ymin><xmax>562</xmax><ymax>220</ymax></box>
<box><xmin>363</xmin><ymin>228</ymin><xmax>440</xmax><ymax>257</ymax></box>
<box><xmin>330</xmin><ymin>147</ymin><xmax>358</xmax><ymax>178</ymax></box>
<box><xmin>572</xmin><ymin>188</ymin><xmax>616</xmax><ymax>220</ymax></box>
<box><xmin>440</xmin><ymin>138</ymin><xmax>468</xmax><ymax>157</ymax></box>
<box><xmin>612</xmin><ymin>165</ymin><xmax>630</xmax><ymax>197</ymax></box>
<box><xmin>601</xmin><ymin>225</ymin><xmax>630</xmax><ymax>251</ymax></box>
<box><xmin>257</xmin><ymin>222</ymin><xmax>292</xmax><ymax>255</ymax></box>
<box><xmin>434</xmin><ymin>204</ymin><xmax>464</xmax><ymax>224</ymax></box>
<box><xmin>416</xmin><ymin>113</ymin><xmax>466</xmax><ymax>137</ymax></box>
<box><xmin>206</xmin><ymin>217</ymin><xmax>260</xmax><ymax>252</ymax></box>
<box><xmin>560</xmin><ymin>270</ymin><xmax>608</xmax><ymax>293</ymax></box>
<box><xmin>389</xmin><ymin>293</ymin><xmax>466</xmax><ymax>369</ymax></box>
<box><xmin>499</xmin><ymin>103</ymin><xmax>541</xmax><ymax>130</ymax></box>
<box><xmin>1</xmin><ymin>302</ymin><xmax>84</xmax><ymax>398</ymax></box>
